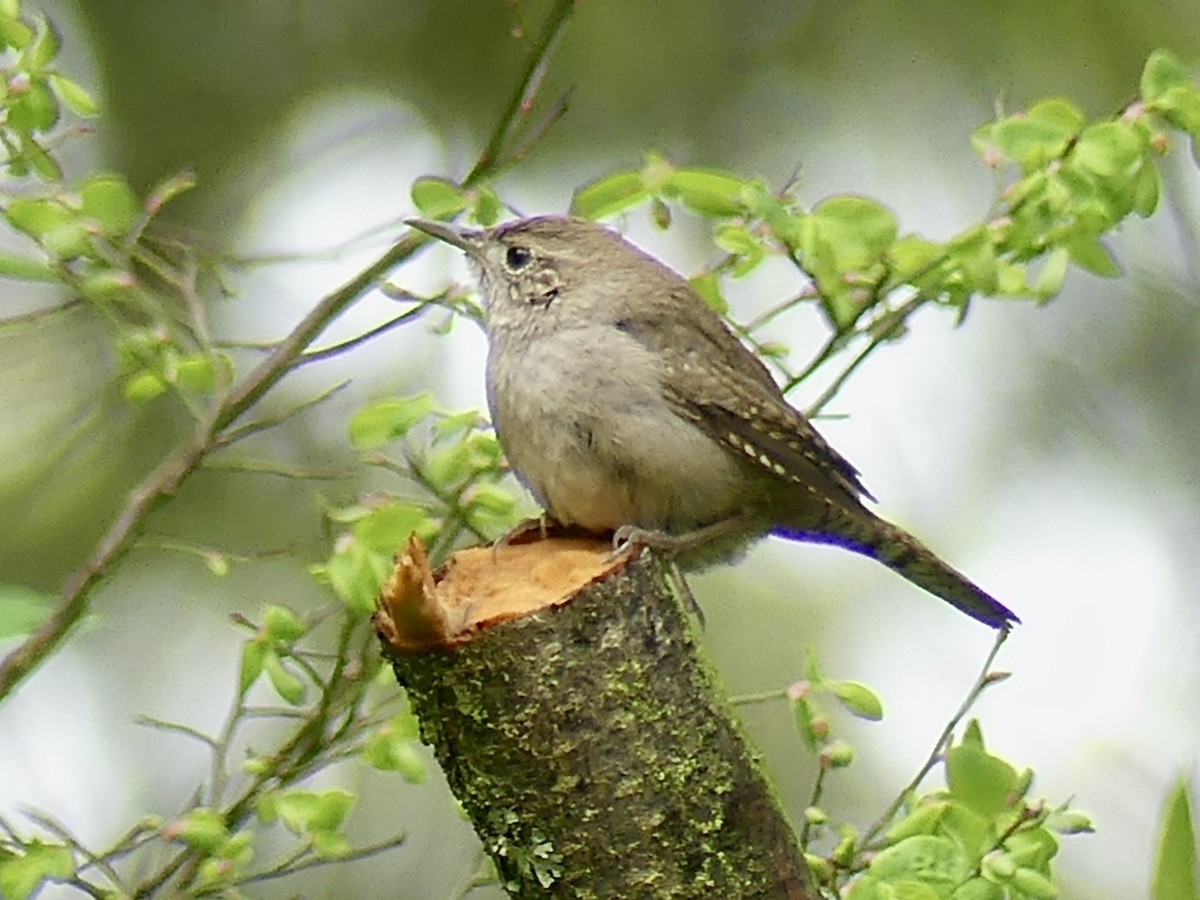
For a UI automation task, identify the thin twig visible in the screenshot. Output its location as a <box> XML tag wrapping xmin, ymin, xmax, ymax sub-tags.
<box><xmin>234</xmin><ymin>833</ymin><xmax>408</xmax><ymax>886</ymax></box>
<box><xmin>20</xmin><ymin>810</ymin><xmax>127</xmax><ymax>891</ymax></box>
<box><xmin>214</xmin><ymin>379</ymin><xmax>351</xmax><ymax>448</ymax></box>
<box><xmin>201</xmin><ymin>457</ymin><xmax>350</xmax><ymax>481</ymax></box>
<box><xmin>859</xmin><ymin>628</ymin><xmax>1010</xmax><ymax>849</ymax></box>
<box><xmin>296</xmin><ymin>302</ymin><xmax>433</xmax><ymax>366</ymax></box>
<box><xmin>728</xmin><ymin>688</ymin><xmax>789</xmax><ymax>707</ymax></box>
<box><xmin>463</xmin><ymin>0</ymin><xmax>575</xmax><ymax>184</ymax></box>
<box><xmin>0</xmin><ymin>298</ymin><xmax>83</xmax><ymax>326</ymax></box>
<box><xmin>499</xmin><ymin>87</ymin><xmax>574</xmax><ymax>173</ymax></box>
<box><xmin>797</xmin><ymin>765</ymin><xmax>829</xmax><ymax>852</ymax></box>
<box><xmin>804</xmin><ymin>293</ymin><xmax>926</xmax><ymax>417</ymax></box>
<box><xmin>134</xmin><ymin>716</ymin><xmax>220</xmax><ymax>751</ymax></box>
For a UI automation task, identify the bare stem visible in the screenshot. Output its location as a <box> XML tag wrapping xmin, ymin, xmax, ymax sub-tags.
<box><xmin>859</xmin><ymin>628</ymin><xmax>1010</xmax><ymax>850</ymax></box>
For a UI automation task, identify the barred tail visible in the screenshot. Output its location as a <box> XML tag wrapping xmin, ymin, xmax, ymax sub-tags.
<box><xmin>775</xmin><ymin>512</ymin><xmax>1019</xmax><ymax>630</ymax></box>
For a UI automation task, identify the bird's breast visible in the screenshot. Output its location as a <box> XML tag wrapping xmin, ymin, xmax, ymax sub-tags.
<box><xmin>485</xmin><ymin>328</ymin><xmax>754</xmax><ymax>533</ymax></box>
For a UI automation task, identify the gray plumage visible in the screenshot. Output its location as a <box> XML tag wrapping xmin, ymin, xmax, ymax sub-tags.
<box><xmin>409</xmin><ymin>215</ymin><xmax>1018</xmax><ymax>630</ymax></box>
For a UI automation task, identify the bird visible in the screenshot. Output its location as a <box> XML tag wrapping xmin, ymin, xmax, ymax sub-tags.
<box><xmin>408</xmin><ymin>215</ymin><xmax>1019</xmax><ymax>630</ymax></box>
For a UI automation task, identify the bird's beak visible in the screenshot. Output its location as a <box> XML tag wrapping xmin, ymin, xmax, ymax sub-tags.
<box><xmin>406</xmin><ymin>218</ymin><xmax>485</xmax><ymax>257</ymax></box>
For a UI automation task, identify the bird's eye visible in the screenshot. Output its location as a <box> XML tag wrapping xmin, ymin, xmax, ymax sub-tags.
<box><xmin>505</xmin><ymin>246</ymin><xmax>534</xmax><ymax>270</ymax></box>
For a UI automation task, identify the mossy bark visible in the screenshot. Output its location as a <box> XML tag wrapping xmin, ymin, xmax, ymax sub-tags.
<box><xmin>379</xmin><ymin>540</ymin><xmax>814</xmax><ymax>899</ymax></box>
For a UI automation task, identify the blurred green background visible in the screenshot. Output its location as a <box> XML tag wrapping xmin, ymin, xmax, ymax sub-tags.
<box><xmin>2</xmin><ymin>1</ymin><xmax>1199</xmax><ymax>897</ymax></box>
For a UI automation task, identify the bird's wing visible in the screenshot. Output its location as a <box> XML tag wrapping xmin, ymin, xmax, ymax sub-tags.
<box><xmin>612</xmin><ymin>287</ymin><xmax>871</xmax><ymax>505</ymax></box>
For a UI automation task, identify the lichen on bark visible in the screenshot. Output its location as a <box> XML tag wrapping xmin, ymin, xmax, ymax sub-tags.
<box><xmin>379</xmin><ymin>537</ymin><xmax>814</xmax><ymax>898</ymax></box>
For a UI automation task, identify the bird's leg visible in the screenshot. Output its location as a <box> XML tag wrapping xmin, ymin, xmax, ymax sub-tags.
<box><xmin>611</xmin><ymin>515</ymin><xmax>756</xmax><ymax>558</ymax></box>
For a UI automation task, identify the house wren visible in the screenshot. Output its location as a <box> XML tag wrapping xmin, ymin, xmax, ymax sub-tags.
<box><xmin>408</xmin><ymin>215</ymin><xmax>1018</xmax><ymax>630</ymax></box>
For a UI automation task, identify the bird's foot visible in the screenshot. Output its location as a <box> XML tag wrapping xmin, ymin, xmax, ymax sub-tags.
<box><xmin>611</xmin><ymin>516</ymin><xmax>756</xmax><ymax>561</ymax></box>
<box><xmin>490</xmin><ymin>514</ymin><xmax>559</xmax><ymax>562</ymax></box>
<box><xmin>611</xmin><ymin>524</ymin><xmax>684</xmax><ymax>558</ymax></box>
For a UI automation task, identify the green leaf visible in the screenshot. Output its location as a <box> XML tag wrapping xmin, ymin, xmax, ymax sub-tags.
<box><xmin>124</xmin><ymin>369</ymin><xmax>168</xmax><ymax>403</ymax></box>
<box><xmin>48</xmin><ymin>74</ymin><xmax>98</xmax><ymax>116</ymax></box>
<box><xmin>1073</xmin><ymin>121</ymin><xmax>1145</xmax><ymax>178</ymax></box>
<box><xmin>171</xmin><ymin>353</ymin><xmax>217</xmax><ymax>393</ymax></box>
<box><xmin>1155</xmin><ymin>85</ymin><xmax>1200</xmax><ymax>138</ymax></box>
<box><xmin>949</xmin><ymin>225</ymin><xmax>1000</xmax><ymax>295</ymax></box>
<box><xmin>667</xmin><ymin>167</ymin><xmax>747</xmax><ymax>217</ymax></box>
<box><xmin>1153</xmin><ymin>779</ymin><xmax>1199</xmax><ymax>900</ymax></box>
<box><xmin>1033</xmin><ymin>247</ymin><xmax>1069</xmax><ymax>301</ymax></box>
<box><xmin>473</xmin><ymin>186</ymin><xmax>502</xmax><ymax>226</ymax></box>
<box><xmin>1064</xmin><ymin>235</ymin><xmax>1121</xmax><ymax>277</ymax></box>
<box><xmin>1005</xmin><ymin>826</ymin><xmax>1059</xmax><ymax>870</ymax></box>
<box><xmin>0</xmin><ymin>582</ymin><xmax>54</xmax><ymax>639</ymax></box>
<box><xmin>216</xmin><ymin>831</ymin><xmax>254</xmax><ymax>864</ymax></box>
<box><xmin>275</xmin><ymin>789</ymin><xmax>355</xmax><ymax>835</ymax></box>
<box><xmin>1044</xmin><ymin>808</ymin><xmax>1095</xmax><ymax>835</ymax></box>
<box><xmin>996</xmin><ymin>260</ymin><xmax>1030</xmax><ymax>297</ymax></box>
<box><xmin>885</xmin><ymin>801</ymin><xmax>948</xmax><ymax>842</ymax></box>
<box><xmin>170</xmin><ymin>809</ymin><xmax>230</xmax><ymax>852</ymax></box>
<box><xmin>1133</xmin><ymin>162</ymin><xmax>1163</xmax><ymax>217</ymax></box>
<box><xmin>942</xmin><ymin>802</ymin><xmax>990</xmax><ymax>862</ymax></box>
<box><xmin>354</xmin><ymin>503</ymin><xmax>431</xmax><ymax>553</ymax></box>
<box><xmin>0</xmin><ymin>13</ymin><xmax>33</xmax><ymax>49</ymax></box>
<box><xmin>26</xmin><ymin>14</ymin><xmax>59</xmax><ymax>68</ymax></box>
<box><xmin>713</xmin><ymin>223</ymin><xmax>764</xmax><ymax>276</ymax></box>
<box><xmin>80</xmin><ymin>173</ymin><xmax>141</xmax><ymax>236</ymax></box>
<box><xmin>321</xmin><ymin>538</ymin><xmax>392</xmax><ymax>613</ymax></box>
<box><xmin>238</xmin><ymin>639</ymin><xmax>266</xmax><ymax>696</ymax></box>
<box><xmin>1026</xmin><ymin>98</ymin><xmax>1087</xmax><ymax>135</ymax></box>
<box><xmin>810</xmin><ymin>195</ymin><xmax>899</xmax><ymax>268</ymax></box>
<box><xmin>887</xmin><ymin>235</ymin><xmax>946</xmax><ymax>282</ymax></box>
<box><xmin>362</xmin><ymin>715</ymin><xmax>429</xmax><ymax>782</ymax></box>
<box><xmin>980</xmin><ymin>850</ymin><xmax>1017</xmax><ymax>882</ymax></box>
<box><xmin>467</xmin><ymin>483</ymin><xmax>516</xmax><ymax>516</ymax></box>
<box><xmin>953</xmin><ymin>877</ymin><xmax>1006</xmax><ymax>900</ymax></box>
<box><xmin>433</xmin><ymin>408</ymin><xmax>484</xmax><ymax>439</ymax></box>
<box><xmin>350</xmin><ymin>394</ymin><xmax>435</xmax><ymax>448</ymax></box>
<box><xmin>946</xmin><ymin>724</ymin><xmax>1018</xmax><ymax>820</ymax></box>
<box><xmin>868</xmin><ymin>835</ymin><xmax>968</xmax><ymax>892</ymax></box>
<box><xmin>1142</xmin><ymin>49</ymin><xmax>1192</xmax><ymax>103</ymax></box>
<box><xmin>570</xmin><ymin>170</ymin><xmax>649</xmax><ymax>219</ymax></box>
<box><xmin>311</xmin><ymin>830</ymin><xmax>351</xmax><ymax>859</ymax></box>
<box><xmin>410</xmin><ymin>176</ymin><xmax>468</xmax><ymax>219</ymax></box>
<box><xmin>791</xmin><ymin>694</ymin><xmax>821</xmax><ymax>752</ymax></box>
<box><xmin>992</xmin><ymin>103</ymin><xmax>1081</xmax><ymax>168</ymax></box>
<box><xmin>0</xmin><ymin>841</ymin><xmax>74</xmax><ymax>900</ymax></box>
<box><xmin>42</xmin><ymin>221</ymin><xmax>90</xmax><ymax>259</ymax></box>
<box><xmin>262</xmin><ymin>604</ymin><xmax>306</xmax><ymax>644</ymax></box>
<box><xmin>5</xmin><ymin>196</ymin><xmax>73</xmax><ymax>238</ymax></box>
<box><xmin>7</xmin><ymin>79</ymin><xmax>59</xmax><ymax>132</ymax></box>
<box><xmin>262</xmin><ymin>649</ymin><xmax>305</xmax><ymax>705</ymax></box>
<box><xmin>827</xmin><ymin>680</ymin><xmax>884</xmax><ymax>721</ymax></box>
<box><xmin>22</xmin><ymin>135</ymin><xmax>60</xmax><ymax>181</ymax></box>
<box><xmin>1011</xmin><ymin>867</ymin><xmax>1058</xmax><ymax>898</ymax></box>
<box><xmin>425</xmin><ymin>440</ymin><xmax>475</xmax><ymax>486</ymax></box>
<box><xmin>0</xmin><ymin>251</ymin><xmax>55</xmax><ymax>281</ymax></box>
<box><xmin>79</xmin><ymin>268</ymin><xmax>136</xmax><ymax>299</ymax></box>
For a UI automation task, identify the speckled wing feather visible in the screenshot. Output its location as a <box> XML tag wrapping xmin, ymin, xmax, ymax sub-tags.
<box><xmin>614</xmin><ymin>285</ymin><xmax>1019</xmax><ymax>630</ymax></box>
<box><xmin>614</xmin><ymin>286</ymin><xmax>871</xmax><ymax>508</ymax></box>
